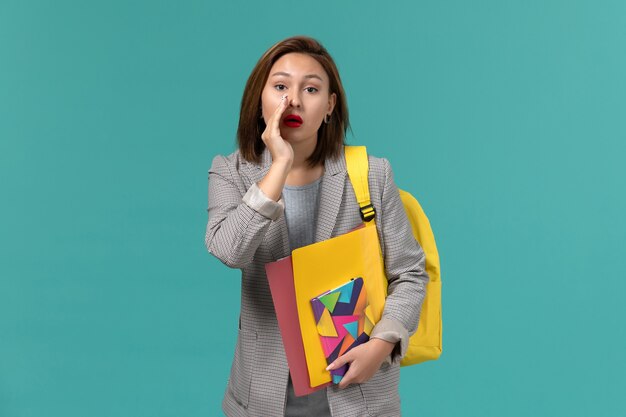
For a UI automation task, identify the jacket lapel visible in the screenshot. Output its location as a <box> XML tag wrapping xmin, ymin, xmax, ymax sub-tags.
<box><xmin>314</xmin><ymin>147</ymin><xmax>347</xmax><ymax>243</ymax></box>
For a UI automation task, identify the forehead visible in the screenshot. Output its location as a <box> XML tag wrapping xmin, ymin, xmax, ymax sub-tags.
<box><xmin>269</xmin><ymin>53</ymin><xmax>328</xmax><ymax>82</ymax></box>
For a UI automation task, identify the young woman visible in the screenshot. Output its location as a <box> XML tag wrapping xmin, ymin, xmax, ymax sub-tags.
<box><xmin>205</xmin><ymin>35</ymin><xmax>429</xmax><ymax>417</ymax></box>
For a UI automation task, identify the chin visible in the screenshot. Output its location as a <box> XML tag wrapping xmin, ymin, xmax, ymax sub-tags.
<box><xmin>281</xmin><ymin>132</ymin><xmax>300</xmax><ymax>141</ymax></box>
<box><xmin>281</xmin><ymin>129</ymin><xmax>315</xmax><ymax>144</ymax></box>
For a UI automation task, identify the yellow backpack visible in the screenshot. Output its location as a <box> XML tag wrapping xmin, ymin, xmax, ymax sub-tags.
<box><xmin>345</xmin><ymin>145</ymin><xmax>442</xmax><ymax>366</ymax></box>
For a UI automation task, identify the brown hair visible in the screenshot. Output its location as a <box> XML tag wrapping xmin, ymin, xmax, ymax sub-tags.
<box><xmin>237</xmin><ymin>35</ymin><xmax>351</xmax><ymax>167</ymax></box>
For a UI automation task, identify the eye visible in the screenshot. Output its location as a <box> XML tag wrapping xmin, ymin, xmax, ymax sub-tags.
<box><xmin>274</xmin><ymin>84</ymin><xmax>286</xmax><ymax>91</ymax></box>
<box><xmin>305</xmin><ymin>87</ymin><xmax>319</xmax><ymax>93</ymax></box>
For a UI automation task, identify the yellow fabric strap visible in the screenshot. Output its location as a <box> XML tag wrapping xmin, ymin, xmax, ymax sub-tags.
<box><xmin>345</xmin><ymin>145</ymin><xmax>376</xmax><ymax>225</ymax></box>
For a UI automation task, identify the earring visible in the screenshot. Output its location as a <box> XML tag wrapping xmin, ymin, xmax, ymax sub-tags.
<box><xmin>324</xmin><ymin>113</ymin><xmax>331</xmax><ymax>124</ymax></box>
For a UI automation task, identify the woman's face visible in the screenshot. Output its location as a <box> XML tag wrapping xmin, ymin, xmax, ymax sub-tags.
<box><xmin>261</xmin><ymin>52</ymin><xmax>336</xmax><ymax>146</ymax></box>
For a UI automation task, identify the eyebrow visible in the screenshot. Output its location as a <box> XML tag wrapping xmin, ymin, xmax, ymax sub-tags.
<box><xmin>270</xmin><ymin>71</ymin><xmax>324</xmax><ymax>82</ymax></box>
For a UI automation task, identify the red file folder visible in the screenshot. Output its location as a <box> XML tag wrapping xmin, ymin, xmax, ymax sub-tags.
<box><xmin>265</xmin><ymin>256</ymin><xmax>332</xmax><ymax>397</ymax></box>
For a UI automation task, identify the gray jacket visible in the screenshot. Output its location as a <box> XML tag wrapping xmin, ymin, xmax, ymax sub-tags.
<box><xmin>205</xmin><ymin>146</ymin><xmax>429</xmax><ymax>416</ymax></box>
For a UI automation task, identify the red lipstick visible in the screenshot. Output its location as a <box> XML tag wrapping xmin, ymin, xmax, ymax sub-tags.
<box><xmin>283</xmin><ymin>114</ymin><xmax>303</xmax><ymax>127</ymax></box>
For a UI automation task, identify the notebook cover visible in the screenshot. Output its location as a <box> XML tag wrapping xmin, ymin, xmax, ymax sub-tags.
<box><xmin>310</xmin><ymin>277</ymin><xmax>372</xmax><ymax>384</ymax></box>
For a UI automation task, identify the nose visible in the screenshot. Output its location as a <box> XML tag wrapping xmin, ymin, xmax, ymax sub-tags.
<box><xmin>288</xmin><ymin>92</ymin><xmax>301</xmax><ymax>108</ymax></box>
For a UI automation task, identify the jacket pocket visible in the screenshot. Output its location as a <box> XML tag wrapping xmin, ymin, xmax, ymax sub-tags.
<box><xmin>359</xmin><ymin>361</ymin><xmax>401</xmax><ymax>416</ymax></box>
<box><xmin>227</xmin><ymin>329</ymin><xmax>258</xmax><ymax>409</ymax></box>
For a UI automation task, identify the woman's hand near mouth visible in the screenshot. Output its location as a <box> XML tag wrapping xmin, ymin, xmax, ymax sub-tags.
<box><xmin>261</xmin><ymin>94</ymin><xmax>294</xmax><ymax>167</ymax></box>
<box><xmin>258</xmin><ymin>94</ymin><xmax>294</xmax><ymax>201</ymax></box>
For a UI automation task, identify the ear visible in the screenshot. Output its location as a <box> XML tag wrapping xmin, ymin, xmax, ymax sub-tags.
<box><xmin>328</xmin><ymin>92</ymin><xmax>337</xmax><ymax>114</ymax></box>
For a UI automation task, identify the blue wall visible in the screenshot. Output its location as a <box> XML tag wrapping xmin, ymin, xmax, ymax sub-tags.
<box><xmin>1</xmin><ymin>1</ymin><xmax>624</xmax><ymax>415</ymax></box>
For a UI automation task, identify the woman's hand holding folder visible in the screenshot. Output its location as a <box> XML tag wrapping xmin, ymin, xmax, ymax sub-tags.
<box><xmin>326</xmin><ymin>338</ymin><xmax>395</xmax><ymax>389</ymax></box>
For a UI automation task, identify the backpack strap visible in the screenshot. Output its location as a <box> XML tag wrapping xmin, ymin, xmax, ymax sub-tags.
<box><xmin>345</xmin><ymin>145</ymin><xmax>376</xmax><ymax>224</ymax></box>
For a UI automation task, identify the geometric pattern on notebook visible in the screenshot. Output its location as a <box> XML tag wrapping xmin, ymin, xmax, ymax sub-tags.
<box><xmin>316</xmin><ymin>309</ymin><xmax>337</xmax><ymax>337</ymax></box>
<box><xmin>310</xmin><ymin>277</ymin><xmax>371</xmax><ymax>384</ymax></box>
<box><xmin>319</xmin><ymin>291</ymin><xmax>340</xmax><ymax>313</ymax></box>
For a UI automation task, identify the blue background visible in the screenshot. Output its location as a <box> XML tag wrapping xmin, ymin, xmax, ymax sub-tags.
<box><xmin>1</xmin><ymin>0</ymin><xmax>624</xmax><ymax>416</ymax></box>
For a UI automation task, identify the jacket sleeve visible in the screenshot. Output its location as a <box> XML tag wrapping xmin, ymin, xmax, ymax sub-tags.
<box><xmin>369</xmin><ymin>158</ymin><xmax>429</xmax><ymax>364</ymax></box>
<box><xmin>204</xmin><ymin>154</ymin><xmax>285</xmax><ymax>269</ymax></box>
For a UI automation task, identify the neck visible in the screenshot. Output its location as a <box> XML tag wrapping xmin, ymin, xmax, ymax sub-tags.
<box><xmin>289</xmin><ymin>136</ymin><xmax>317</xmax><ymax>171</ymax></box>
<box><xmin>285</xmin><ymin>136</ymin><xmax>324</xmax><ymax>186</ymax></box>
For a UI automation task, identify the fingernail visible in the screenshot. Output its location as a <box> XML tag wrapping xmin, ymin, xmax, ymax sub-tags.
<box><xmin>326</xmin><ymin>364</ymin><xmax>333</xmax><ymax>370</ymax></box>
<box><xmin>281</xmin><ymin>94</ymin><xmax>287</xmax><ymax>101</ymax></box>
